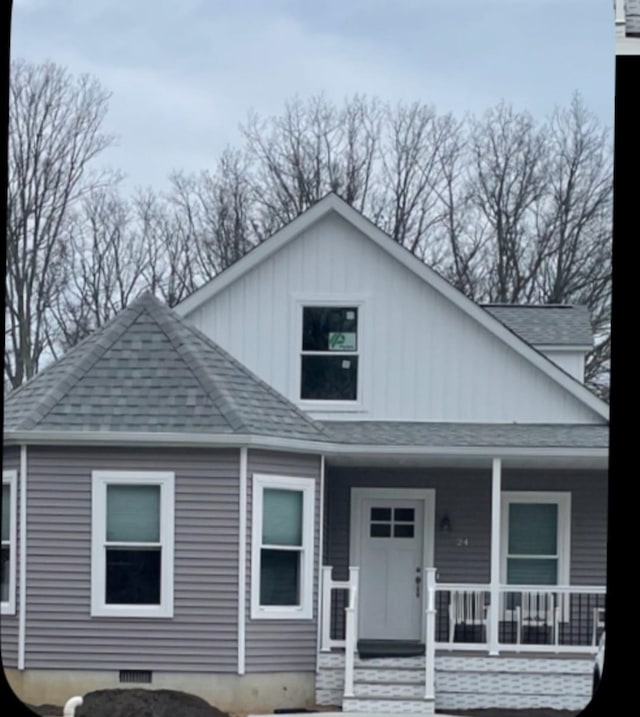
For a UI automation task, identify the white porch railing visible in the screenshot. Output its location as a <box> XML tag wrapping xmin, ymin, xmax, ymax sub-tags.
<box><xmin>320</xmin><ymin>568</ymin><xmax>606</xmax><ymax>656</ymax></box>
<box><xmin>320</xmin><ymin>566</ymin><xmax>360</xmax><ymax>697</ymax></box>
<box><xmin>320</xmin><ymin>566</ymin><xmax>360</xmax><ymax>651</ymax></box>
<box><xmin>318</xmin><ymin>568</ymin><xmax>605</xmax><ymax>709</ymax></box>
<box><xmin>432</xmin><ymin>583</ymin><xmax>606</xmax><ymax>654</ymax></box>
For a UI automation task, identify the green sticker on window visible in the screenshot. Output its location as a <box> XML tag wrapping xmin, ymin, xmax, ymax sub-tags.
<box><xmin>328</xmin><ymin>332</ymin><xmax>357</xmax><ymax>351</ymax></box>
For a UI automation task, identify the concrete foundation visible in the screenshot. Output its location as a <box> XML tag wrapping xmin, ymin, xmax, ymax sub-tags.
<box><xmin>3</xmin><ymin>667</ymin><xmax>315</xmax><ymax>713</ymax></box>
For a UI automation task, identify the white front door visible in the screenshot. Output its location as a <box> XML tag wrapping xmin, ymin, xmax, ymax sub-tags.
<box><xmin>358</xmin><ymin>497</ymin><xmax>424</xmax><ymax>640</ymax></box>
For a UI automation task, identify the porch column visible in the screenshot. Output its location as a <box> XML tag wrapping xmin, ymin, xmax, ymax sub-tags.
<box><xmin>488</xmin><ymin>457</ymin><xmax>501</xmax><ymax>656</ymax></box>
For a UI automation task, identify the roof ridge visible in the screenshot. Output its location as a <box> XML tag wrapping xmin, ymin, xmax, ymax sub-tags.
<box><xmin>16</xmin><ymin>301</ymin><xmax>146</xmax><ymax>430</ymax></box>
<box><xmin>140</xmin><ymin>297</ymin><xmax>248</xmax><ymax>432</ymax></box>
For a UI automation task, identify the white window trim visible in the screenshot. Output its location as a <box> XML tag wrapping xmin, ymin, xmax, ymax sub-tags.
<box><xmin>500</xmin><ymin>491</ymin><xmax>571</xmax><ymax>586</ymax></box>
<box><xmin>91</xmin><ymin>471</ymin><xmax>175</xmax><ymax>618</ymax></box>
<box><xmin>1</xmin><ymin>470</ymin><xmax>18</xmax><ymax>615</ymax></box>
<box><xmin>251</xmin><ymin>473</ymin><xmax>315</xmax><ymax>620</ymax></box>
<box><xmin>292</xmin><ymin>295</ymin><xmax>367</xmax><ymax>412</ymax></box>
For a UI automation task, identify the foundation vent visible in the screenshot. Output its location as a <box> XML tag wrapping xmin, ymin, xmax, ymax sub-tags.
<box><xmin>119</xmin><ymin>670</ymin><xmax>152</xmax><ymax>684</ymax></box>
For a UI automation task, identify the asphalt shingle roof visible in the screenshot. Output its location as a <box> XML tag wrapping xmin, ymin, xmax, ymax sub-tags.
<box><xmin>3</xmin><ymin>293</ymin><xmax>326</xmax><ymax>440</ymax></box>
<box><xmin>320</xmin><ymin>421</ymin><xmax>608</xmax><ymax>449</ymax></box>
<box><xmin>482</xmin><ymin>305</ymin><xmax>593</xmax><ymax>347</ymax></box>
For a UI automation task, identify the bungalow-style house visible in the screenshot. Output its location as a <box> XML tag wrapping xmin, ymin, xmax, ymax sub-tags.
<box><xmin>615</xmin><ymin>0</ymin><xmax>640</xmax><ymax>53</ymax></box>
<box><xmin>2</xmin><ymin>194</ymin><xmax>608</xmax><ymax>715</ymax></box>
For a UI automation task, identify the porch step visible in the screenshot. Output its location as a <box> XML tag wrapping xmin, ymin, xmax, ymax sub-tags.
<box><xmin>355</xmin><ymin>667</ymin><xmax>424</xmax><ymax>684</ymax></box>
<box><xmin>342</xmin><ymin>657</ymin><xmax>433</xmax><ymax>714</ymax></box>
<box><xmin>343</xmin><ymin>696</ymin><xmax>435</xmax><ymax>715</ymax></box>
<box><xmin>354</xmin><ymin>682</ymin><xmax>425</xmax><ymax>698</ymax></box>
<box><xmin>355</xmin><ymin>654</ymin><xmax>425</xmax><ymax>669</ymax></box>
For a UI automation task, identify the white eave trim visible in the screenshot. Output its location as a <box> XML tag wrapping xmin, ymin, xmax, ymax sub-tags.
<box><xmin>173</xmin><ymin>194</ymin><xmax>608</xmax><ymax>421</ymax></box>
<box><xmin>534</xmin><ymin>344</ymin><xmax>593</xmax><ymax>353</ymax></box>
<box><xmin>3</xmin><ymin>429</ymin><xmax>608</xmax><ymax>460</ymax></box>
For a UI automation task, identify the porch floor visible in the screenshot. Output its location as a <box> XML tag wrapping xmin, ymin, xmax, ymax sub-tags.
<box><xmin>358</xmin><ymin>640</ymin><xmax>425</xmax><ymax>659</ymax></box>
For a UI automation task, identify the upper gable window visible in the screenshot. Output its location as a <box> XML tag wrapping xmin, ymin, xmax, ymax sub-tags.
<box><xmin>301</xmin><ymin>306</ymin><xmax>359</xmax><ymax>401</ymax></box>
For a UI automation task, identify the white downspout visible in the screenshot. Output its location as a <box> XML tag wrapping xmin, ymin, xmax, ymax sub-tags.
<box><xmin>63</xmin><ymin>696</ymin><xmax>83</xmax><ymax>717</ymax></box>
<box><xmin>237</xmin><ymin>447</ymin><xmax>248</xmax><ymax>675</ymax></box>
<box><xmin>315</xmin><ymin>454</ymin><xmax>325</xmax><ymax>671</ymax></box>
<box><xmin>488</xmin><ymin>457</ymin><xmax>502</xmax><ymax>656</ymax></box>
<box><xmin>18</xmin><ymin>445</ymin><xmax>27</xmax><ymax>670</ymax></box>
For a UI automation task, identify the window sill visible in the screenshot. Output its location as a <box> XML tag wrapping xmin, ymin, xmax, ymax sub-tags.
<box><xmin>251</xmin><ymin>605</ymin><xmax>313</xmax><ymax>621</ymax></box>
<box><xmin>1</xmin><ymin>602</ymin><xmax>16</xmax><ymax>616</ymax></box>
<box><xmin>297</xmin><ymin>399</ymin><xmax>365</xmax><ymax>413</ymax></box>
<box><xmin>91</xmin><ymin>604</ymin><xmax>174</xmax><ymax>619</ymax></box>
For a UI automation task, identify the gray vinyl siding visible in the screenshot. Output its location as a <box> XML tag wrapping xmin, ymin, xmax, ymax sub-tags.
<box><xmin>25</xmin><ymin>445</ymin><xmax>240</xmax><ymax>671</ymax></box>
<box><xmin>503</xmin><ymin>469</ymin><xmax>608</xmax><ymax>585</ymax></box>
<box><xmin>325</xmin><ymin>466</ymin><xmax>607</xmax><ymax>585</ymax></box>
<box><xmin>1</xmin><ymin>446</ymin><xmax>20</xmax><ymax>667</ymax></box>
<box><xmin>245</xmin><ymin>449</ymin><xmax>322</xmax><ymax>672</ymax></box>
<box><xmin>325</xmin><ymin>466</ymin><xmax>492</xmax><ymax>584</ymax></box>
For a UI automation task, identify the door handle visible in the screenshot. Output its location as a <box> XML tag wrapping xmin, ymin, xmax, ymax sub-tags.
<box><xmin>415</xmin><ymin>575</ymin><xmax>422</xmax><ymax>598</ymax></box>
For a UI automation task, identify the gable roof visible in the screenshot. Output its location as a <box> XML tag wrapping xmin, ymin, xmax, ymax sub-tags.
<box><xmin>175</xmin><ymin>193</ymin><xmax>608</xmax><ymax>421</ymax></box>
<box><xmin>482</xmin><ymin>305</ymin><xmax>593</xmax><ymax>348</ymax></box>
<box><xmin>3</xmin><ymin>293</ymin><xmax>326</xmax><ymax>441</ymax></box>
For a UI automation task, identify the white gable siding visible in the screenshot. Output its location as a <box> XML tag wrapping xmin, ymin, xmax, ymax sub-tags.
<box><xmin>539</xmin><ymin>350</ymin><xmax>586</xmax><ymax>383</ymax></box>
<box><xmin>187</xmin><ymin>213</ymin><xmax>600</xmax><ymax>424</ymax></box>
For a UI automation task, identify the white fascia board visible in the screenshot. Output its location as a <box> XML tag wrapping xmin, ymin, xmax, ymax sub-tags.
<box><xmin>3</xmin><ymin>429</ymin><xmax>608</xmax><ymax>460</ymax></box>
<box><xmin>534</xmin><ymin>345</ymin><xmax>593</xmax><ymax>353</ymax></box>
<box><xmin>173</xmin><ymin>194</ymin><xmax>608</xmax><ymax>421</ymax></box>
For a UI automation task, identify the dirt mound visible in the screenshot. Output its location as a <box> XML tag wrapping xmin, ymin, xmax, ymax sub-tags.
<box><xmin>73</xmin><ymin>689</ymin><xmax>231</xmax><ymax>717</ymax></box>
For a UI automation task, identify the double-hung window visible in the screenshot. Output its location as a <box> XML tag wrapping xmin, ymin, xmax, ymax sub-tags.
<box><xmin>251</xmin><ymin>474</ymin><xmax>315</xmax><ymax>620</ymax></box>
<box><xmin>91</xmin><ymin>471</ymin><xmax>174</xmax><ymax>618</ymax></box>
<box><xmin>501</xmin><ymin>492</ymin><xmax>570</xmax><ymax>586</ymax></box>
<box><xmin>1</xmin><ymin>471</ymin><xmax>17</xmax><ymax>615</ymax></box>
<box><xmin>300</xmin><ymin>305</ymin><xmax>359</xmax><ymax>402</ymax></box>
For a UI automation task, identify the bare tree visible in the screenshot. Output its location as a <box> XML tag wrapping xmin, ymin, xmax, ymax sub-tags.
<box><xmin>167</xmin><ymin>149</ymin><xmax>257</xmax><ymax>282</ymax></box>
<box><xmin>536</xmin><ymin>95</ymin><xmax>612</xmax><ymax>396</ymax></box>
<box><xmin>5</xmin><ymin>59</ymin><xmax>114</xmax><ymax>389</ymax></box>
<box><xmin>133</xmin><ymin>188</ymin><xmax>199</xmax><ymax>308</ymax></box>
<box><xmin>241</xmin><ymin>94</ymin><xmax>381</xmax><ymax>235</ymax></box>
<box><xmin>466</xmin><ymin>103</ymin><xmax>550</xmax><ymax>303</ymax></box>
<box><xmin>47</xmin><ymin>186</ymin><xmax>148</xmax><ymax>351</ymax></box>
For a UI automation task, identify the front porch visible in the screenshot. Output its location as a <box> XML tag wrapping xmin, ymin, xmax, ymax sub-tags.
<box><xmin>315</xmin><ymin>455</ymin><xmax>607</xmax><ymax>713</ymax></box>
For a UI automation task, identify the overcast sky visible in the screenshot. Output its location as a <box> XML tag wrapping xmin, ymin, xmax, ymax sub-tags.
<box><xmin>10</xmin><ymin>0</ymin><xmax>615</xmax><ymax>192</ymax></box>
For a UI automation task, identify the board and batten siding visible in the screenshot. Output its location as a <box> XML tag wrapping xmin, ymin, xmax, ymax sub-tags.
<box><xmin>24</xmin><ymin>446</ymin><xmax>240</xmax><ymax>671</ymax></box>
<box><xmin>539</xmin><ymin>350</ymin><xmax>586</xmax><ymax>383</ymax></box>
<box><xmin>245</xmin><ymin>450</ymin><xmax>322</xmax><ymax>672</ymax></box>
<box><xmin>325</xmin><ymin>466</ymin><xmax>608</xmax><ymax>586</ymax></box>
<box><xmin>1</xmin><ymin>446</ymin><xmax>20</xmax><ymax>667</ymax></box>
<box><xmin>186</xmin><ymin>212</ymin><xmax>601</xmax><ymax>424</ymax></box>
